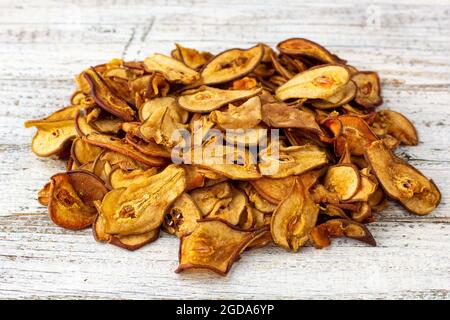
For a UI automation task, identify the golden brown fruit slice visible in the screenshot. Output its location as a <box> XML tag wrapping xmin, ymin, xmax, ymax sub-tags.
<box><xmin>125</xmin><ymin>131</ymin><xmax>172</xmax><ymax>158</ymax></box>
<box><xmin>277</xmin><ymin>38</ymin><xmax>345</xmax><ymax>64</ymax></box>
<box><xmin>324</xmin><ymin>164</ymin><xmax>361</xmax><ymax>201</ymax></box>
<box><xmin>175</xmin><ymin>43</ymin><xmax>213</xmax><ymax>70</ymax></box>
<box><xmin>210</xmin><ymin>96</ymin><xmax>262</xmax><ymax>130</ymax></box>
<box><xmin>365</xmin><ymin>140</ymin><xmax>441</xmax><ymax>215</ymax></box>
<box><xmin>310</xmin><ymin>219</ymin><xmax>376</xmax><ymax>249</ymax></box>
<box><xmin>190</xmin><ymin>182</ymin><xmax>232</xmax><ymax>216</ymax></box>
<box><xmin>48</xmin><ymin>170</ymin><xmax>108</xmax><ymax>230</ymax></box>
<box><xmin>143</xmin><ymin>53</ymin><xmax>200</xmax><ymax>85</ymax></box>
<box><xmin>71</xmin><ymin>137</ymin><xmax>103</xmax><ymax>165</ymax></box>
<box><xmin>82</xmin><ymin>132</ymin><xmax>167</xmax><ymax>167</ymax></box>
<box><xmin>271</xmin><ymin>179</ymin><xmax>319</xmax><ymax>251</ymax></box>
<box><xmin>348</xmin><ymin>170</ymin><xmax>378</xmax><ymax>203</ymax></box>
<box><xmin>175</xmin><ymin>218</ymin><xmax>267</xmax><ymax>276</ymax></box>
<box><xmin>139</xmin><ymin>96</ymin><xmax>189</xmax><ymax>123</ymax></box>
<box><xmin>31</xmin><ymin>120</ymin><xmax>77</xmax><ymax>157</ymax></box>
<box><xmin>261</xmin><ymin>102</ymin><xmax>322</xmax><ymax>134</ymax></box>
<box><xmin>351</xmin><ymin>71</ymin><xmax>382</xmax><ymax>108</ymax></box>
<box><xmin>372</xmin><ymin>110</ymin><xmax>418</xmax><ymax>145</ymax></box>
<box><xmin>200</xmin><ymin>44</ymin><xmax>264</xmax><ymax>85</ymax></box>
<box><xmin>24</xmin><ymin>105</ymin><xmax>82</xmax><ymax>128</ymax></box>
<box><xmin>208</xmin><ymin>187</ymin><xmax>248</xmax><ymax>225</ymax></box>
<box><xmin>38</xmin><ymin>182</ymin><xmax>52</xmax><ymax>206</ymax></box>
<box><xmin>164</xmin><ymin>193</ymin><xmax>203</xmax><ymax>237</ymax></box>
<box><xmin>259</xmin><ymin>144</ymin><xmax>328</xmax><ymax>178</ymax></box>
<box><xmin>311</xmin><ymin>80</ymin><xmax>356</xmax><ymax>109</ymax></box>
<box><xmin>108</xmin><ymin>167</ymin><xmax>158</xmax><ymax>189</ymax></box>
<box><xmin>101</xmin><ymin>165</ymin><xmax>186</xmax><ymax>236</ymax></box>
<box><xmin>250</xmin><ymin>176</ymin><xmax>296</xmax><ymax>204</ymax></box>
<box><xmin>177</xmin><ymin>86</ymin><xmax>261</xmax><ymax>113</ymax></box>
<box><xmin>83</xmin><ymin>69</ymin><xmax>135</xmax><ymax>121</ymax></box>
<box><xmin>275</xmin><ymin>65</ymin><xmax>350</xmax><ymax>101</ymax></box>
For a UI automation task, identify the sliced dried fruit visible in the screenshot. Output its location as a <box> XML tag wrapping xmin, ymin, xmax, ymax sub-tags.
<box><xmin>83</xmin><ymin>133</ymin><xmax>167</xmax><ymax>167</ymax></box>
<box><xmin>143</xmin><ymin>53</ymin><xmax>200</xmax><ymax>85</ymax></box>
<box><xmin>175</xmin><ymin>43</ymin><xmax>213</xmax><ymax>70</ymax></box>
<box><xmin>200</xmin><ymin>44</ymin><xmax>264</xmax><ymax>85</ymax></box>
<box><xmin>164</xmin><ymin>193</ymin><xmax>203</xmax><ymax>237</ymax></box>
<box><xmin>365</xmin><ymin>140</ymin><xmax>441</xmax><ymax>215</ymax></box>
<box><xmin>71</xmin><ymin>137</ymin><xmax>103</xmax><ymax>165</ymax></box>
<box><xmin>210</xmin><ymin>96</ymin><xmax>262</xmax><ymax>130</ymax></box>
<box><xmin>372</xmin><ymin>110</ymin><xmax>418</xmax><ymax>145</ymax></box>
<box><xmin>176</xmin><ymin>218</ymin><xmax>267</xmax><ymax>275</ymax></box>
<box><xmin>177</xmin><ymin>86</ymin><xmax>261</xmax><ymax>113</ymax></box>
<box><xmin>324</xmin><ymin>164</ymin><xmax>360</xmax><ymax>201</ymax></box>
<box><xmin>108</xmin><ymin>167</ymin><xmax>158</xmax><ymax>189</ymax></box>
<box><xmin>311</xmin><ymin>80</ymin><xmax>356</xmax><ymax>109</ymax></box>
<box><xmin>101</xmin><ymin>165</ymin><xmax>186</xmax><ymax>236</ymax></box>
<box><xmin>31</xmin><ymin>120</ymin><xmax>77</xmax><ymax>157</ymax></box>
<box><xmin>25</xmin><ymin>105</ymin><xmax>82</xmax><ymax>128</ymax></box>
<box><xmin>48</xmin><ymin>170</ymin><xmax>108</xmax><ymax>230</ymax></box>
<box><xmin>275</xmin><ymin>65</ymin><xmax>350</xmax><ymax>101</ymax></box>
<box><xmin>83</xmin><ymin>69</ymin><xmax>135</xmax><ymax>121</ymax></box>
<box><xmin>277</xmin><ymin>38</ymin><xmax>345</xmax><ymax>64</ymax></box>
<box><xmin>271</xmin><ymin>179</ymin><xmax>319</xmax><ymax>251</ymax></box>
<box><xmin>352</xmin><ymin>71</ymin><xmax>382</xmax><ymax>108</ymax></box>
<box><xmin>250</xmin><ymin>176</ymin><xmax>295</xmax><ymax>204</ymax></box>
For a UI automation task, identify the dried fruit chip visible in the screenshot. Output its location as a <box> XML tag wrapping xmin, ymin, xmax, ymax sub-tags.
<box><xmin>176</xmin><ymin>218</ymin><xmax>267</xmax><ymax>275</ymax></box>
<box><xmin>324</xmin><ymin>164</ymin><xmax>361</xmax><ymax>201</ymax></box>
<box><xmin>175</xmin><ymin>43</ymin><xmax>213</xmax><ymax>70</ymax></box>
<box><xmin>372</xmin><ymin>110</ymin><xmax>418</xmax><ymax>145</ymax></box>
<box><xmin>143</xmin><ymin>53</ymin><xmax>200</xmax><ymax>85</ymax></box>
<box><xmin>365</xmin><ymin>140</ymin><xmax>441</xmax><ymax>215</ymax></box>
<box><xmin>351</xmin><ymin>71</ymin><xmax>382</xmax><ymax>108</ymax></box>
<box><xmin>277</xmin><ymin>38</ymin><xmax>345</xmax><ymax>64</ymax></box>
<box><xmin>210</xmin><ymin>96</ymin><xmax>262</xmax><ymax>129</ymax></box>
<box><xmin>164</xmin><ymin>193</ymin><xmax>203</xmax><ymax>237</ymax></box>
<box><xmin>31</xmin><ymin>120</ymin><xmax>77</xmax><ymax>157</ymax></box>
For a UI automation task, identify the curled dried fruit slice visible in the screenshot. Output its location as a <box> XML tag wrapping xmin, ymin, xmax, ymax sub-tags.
<box><xmin>275</xmin><ymin>65</ymin><xmax>350</xmax><ymax>101</ymax></box>
<box><xmin>352</xmin><ymin>71</ymin><xmax>382</xmax><ymax>108</ymax></box>
<box><xmin>261</xmin><ymin>102</ymin><xmax>322</xmax><ymax>134</ymax></box>
<box><xmin>348</xmin><ymin>170</ymin><xmax>378</xmax><ymax>202</ymax></box>
<box><xmin>31</xmin><ymin>120</ymin><xmax>77</xmax><ymax>157</ymax></box>
<box><xmin>365</xmin><ymin>140</ymin><xmax>440</xmax><ymax>215</ymax></box>
<box><xmin>190</xmin><ymin>182</ymin><xmax>232</xmax><ymax>216</ymax></box>
<box><xmin>25</xmin><ymin>105</ymin><xmax>82</xmax><ymax>128</ymax></box>
<box><xmin>210</xmin><ymin>96</ymin><xmax>262</xmax><ymax>130</ymax></box>
<box><xmin>125</xmin><ymin>131</ymin><xmax>172</xmax><ymax>158</ymax></box>
<box><xmin>324</xmin><ymin>164</ymin><xmax>361</xmax><ymax>201</ymax></box>
<box><xmin>177</xmin><ymin>86</ymin><xmax>261</xmax><ymax>113</ymax></box>
<box><xmin>101</xmin><ymin>165</ymin><xmax>186</xmax><ymax>236</ymax></box>
<box><xmin>83</xmin><ymin>133</ymin><xmax>167</xmax><ymax>167</ymax></box>
<box><xmin>83</xmin><ymin>69</ymin><xmax>135</xmax><ymax>121</ymax></box>
<box><xmin>250</xmin><ymin>176</ymin><xmax>295</xmax><ymax>204</ymax></box>
<box><xmin>200</xmin><ymin>44</ymin><xmax>264</xmax><ymax>85</ymax></box>
<box><xmin>175</xmin><ymin>43</ymin><xmax>213</xmax><ymax>70</ymax></box>
<box><xmin>38</xmin><ymin>182</ymin><xmax>52</xmax><ymax>206</ymax></box>
<box><xmin>241</xmin><ymin>183</ymin><xmax>277</xmax><ymax>213</ymax></box>
<box><xmin>277</xmin><ymin>38</ymin><xmax>345</xmax><ymax>64</ymax></box>
<box><xmin>208</xmin><ymin>187</ymin><xmax>248</xmax><ymax>225</ymax></box>
<box><xmin>71</xmin><ymin>137</ymin><xmax>103</xmax><ymax>165</ymax></box>
<box><xmin>48</xmin><ymin>170</ymin><xmax>108</xmax><ymax>230</ymax></box>
<box><xmin>139</xmin><ymin>96</ymin><xmax>188</xmax><ymax>123</ymax></box>
<box><xmin>351</xmin><ymin>202</ymin><xmax>373</xmax><ymax>223</ymax></box>
<box><xmin>175</xmin><ymin>218</ymin><xmax>267</xmax><ymax>276</ymax></box>
<box><xmin>164</xmin><ymin>193</ymin><xmax>203</xmax><ymax>237</ymax></box>
<box><xmin>259</xmin><ymin>144</ymin><xmax>328</xmax><ymax>178</ymax></box>
<box><xmin>108</xmin><ymin>167</ymin><xmax>158</xmax><ymax>189</ymax></box>
<box><xmin>310</xmin><ymin>219</ymin><xmax>376</xmax><ymax>249</ymax></box>
<box><xmin>271</xmin><ymin>179</ymin><xmax>319</xmax><ymax>251</ymax></box>
<box><xmin>372</xmin><ymin>110</ymin><xmax>418</xmax><ymax>146</ymax></box>
<box><xmin>311</xmin><ymin>80</ymin><xmax>356</xmax><ymax>109</ymax></box>
<box><xmin>143</xmin><ymin>53</ymin><xmax>200</xmax><ymax>85</ymax></box>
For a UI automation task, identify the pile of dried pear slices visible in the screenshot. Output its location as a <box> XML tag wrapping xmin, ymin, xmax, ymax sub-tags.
<box><xmin>26</xmin><ymin>38</ymin><xmax>441</xmax><ymax>276</ymax></box>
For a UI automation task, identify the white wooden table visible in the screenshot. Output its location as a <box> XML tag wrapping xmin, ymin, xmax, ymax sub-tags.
<box><xmin>0</xmin><ymin>0</ymin><xmax>449</xmax><ymax>300</ymax></box>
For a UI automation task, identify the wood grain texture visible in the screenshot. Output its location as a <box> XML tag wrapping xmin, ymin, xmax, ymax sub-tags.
<box><xmin>0</xmin><ymin>0</ymin><xmax>449</xmax><ymax>300</ymax></box>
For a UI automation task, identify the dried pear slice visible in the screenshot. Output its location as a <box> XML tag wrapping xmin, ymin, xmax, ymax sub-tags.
<box><xmin>164</xmin><ymin>193</ymin><xmax>203</xmax><ymax>237</ymax></box>
<box><xmin>38</xmin><ymin>182</ymin><xmax>52</xmax><ymax>206</ymax></box>
<box><xmin>175</xmin><ymin>43</ymin><xmax>213</xmax><ymax>70</ymax></box>
<box><xmin>210</xmin><ymin>96</ymin><xmax>262</xmax><ymax>130</ymax></box>
<box><xmin>261</xmin><ymin>102</ymin><xmax>321</xmax><ymax>134</ymax></box>
<box><xmin>71</xmin><ymin>137</ymin><xmax>103</xmax><ymax>165</ymax></box>
<box><xmin>139</xmin><ymin>96</ymin><xmax>189</xmax><ymax>123</ymax></box>
<box><xmin>177</xmin><ymin>86</ymin><xmax>262</xmax><ymax>113</ymax></box>
<box><xmin>101</xmin><ymin>165</ymin><xmax>186</xmax><ymax>236</ymax></box>
<box><xmin>48</xmin><ymin>170</ymin><xmax>108</xmax><ymax>230</ymax></box>
<box><xmin>83</xmin><ymin>132</ymin><xmax>167</xmax><ymax>167</ymax></box>
<box><xmin>259</xmin><ymin>144</ymin><xmax>328</xmax><ymax>178</ymax></box>
<box><xmin>31</xmin><ymin>120</ymin><xmax>77</xmax><ymax>157</ymax></box>
<box><xmin>190</xmin><ymin>182</ymin><xmax>232</xmax><ymax>216</ymax></box>
<box><xmin>24</xmin><ymin>105</ymin><xmax>83</xmax><ymax>128</ymax></box>
<box><xmin>125</xmin><ymin>131</ymin><xmax>172</xmax><ymax>158</ymax></box>
<box><xmin>275</xmin><ymin>65</ymin><xmax>350</xmax><ymax>101</ymax></box>
<box><xmin>324</xmin><ymin>164</ymin><xmax>361</xmax><ymax>201</ymax></box>
<box><xmin>108</xmin><ymin>167</ymin><xmax>158</xmax><ymax>189</ymax></box>
<box><xmin>347</xmin><ymin>171</ymin><xmax>378</xmax><ymax>203</ymax></box>
<box><xmin>175</xmin><ymin>218</ymin><xmax>267</xmax><ymax>276</ymax></box>
<box><xmin>208</xmin><ymin>188</ymin><xmax>248</xmax><ymax>225</ymax></box>
<box><xmin>311</xmin><ymin>80</ymin><xmax>356</xmax><ymax>109</ymax></box>
<box><xmin>277</xmin><ymin>38</ymin><xmax>345</xmax><ymax>64</ymax></box>
<box><xmin>250</xmin><ymin>176</ymin><xmax>295</xmax><ymax>204</ymax></box>
<box><xmin>241</xmin><ymin>183</ymin><xmax>277</xmax><ymax>213</ymax></box>
<box><xmin>271</xmin><ymin>179</ymin><xmax>319</xmax><ymax>251</ymax></box>
<box><xmin>75</xmin><ymin>112</ymin><xmax>97</xmax><ymax>137</ymax></box>
<box><xmin>373</xmin><ymin>110</ymin><xmax>418</xmax><ymax>145</ymax></box>
<box><xmin>109</xmin><ymin>229</ymin><xmax>159</xmax><ymax>251</ymax></box>
<box><xmin>83</xmin><ymin>69</ymin><xmax>135</xmax><ymax>121</ymax></box>
<box><xmin>351</xmin><ymin>202</ymin><xmax>373</xmax><ymax>223</ymax></box>
<box><xmin>351</xmin><ymin>71</ymin><xmax>382</xmax><ymax>108</ymax></box>
<box><xmin>365</xmin><ymin>140</ymin><xmax>441</xmax><ymax>215</ymax></box>
<box><xmin>143</xmin><ymin>53</ymin><xmax>200</xmax><ymax>85</ymax></box>
<box><xmin>310</xmin><ymin>219</ymin><xmax>376</xmax><ymax>249</ymax></box>
<box><xmin>200</xmin><ymin>44</ymin><xmax>264</xmax><ymax>85</ymax></box>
